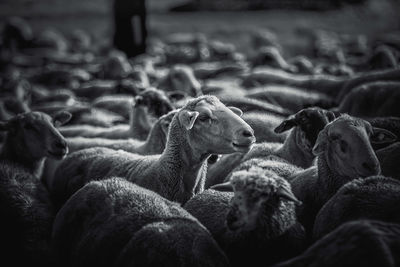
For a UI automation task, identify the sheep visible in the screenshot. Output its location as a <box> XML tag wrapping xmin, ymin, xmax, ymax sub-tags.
<box><xmin>184</xmin><ymin>167</ymin><xmax>306</xmax><ymax>267</ymax></box>
<box><xmin>206</xmin><ymin>107</ymin><xmax>335</xmax><ymax>188</ymax></box>
<box><xmin>336</xmin><ymin>81</ymin><xmax>400</xmax><ymax>118</ymax></box>
<box><xmin>42</xmin><ymin>110</ymin><xmax>176</xmax><ymax>190</ymax></box>
<box><xmin>157</xmin><ymin>64</ymin><xmax>202</xmax><ymax>97</ymax></box>
<box><xmin>28</xmin><ymin>67</ymin><xmax>91</xmax><ymax>89</ymax></box>
<box><xmin>241</xmin><ymin>68</ymin><xmax>400</xmax><ymax>100</ymax></box>
<box><xmin>313</xmin><ymin>176</ymin><xmax>400</xmax><ymax>241</ymax></box>
<box><xmin>242</xmin><ymin>111</ymin><xmax>288</xmax><ymax>143</ymax></box>
<box><xmin>245</xmin><ymin>85</ymin><xmax>336</xmax><ymax>113</ymax></box>
<box><xmin>67</xmin><ymin>110</ymin><xmax>176</xmax><ymax>155</ymax></box>
<box><xmin>92</xmin><ymin>94</ymin><xmax>135</xmax><ymax>120</ymax></box>
<box><xmin>0</xmin><ymin>111</ymin><xmax>71</xmax><ymax>267</ymax></box>
<box><xmin>273</xmin><ymin>220</ymin><xmax>400</xmax><ymax>267</ymax></box>
<box><xmin>59</xmin><ymin>87</ymin><xmax>174</xmax><ymax>140</ymax></box>
<box><xmin>50</xmin><ymin>95</ymin><xmax>255</xmax><ymax>207</ymax></box>
<box><xmin>0</xmin><ymin>111</ymin><xmax>71</xmax><ymax>178</ymax></box>
<box><xmin>98</xmin><ymin>51</ymin><xmax>133</xmax><ymax>80</ymax></box>
<box><xmin>367</xmin><ymin>116</ymin><xmax>400</xmax><ymax>150</ymax></box>
<box><xmin>251</xmin><ymin>46</ymin><xmax>297</xmax><ymax>73</ymax></box>
<box><xmin>377</xmin><ymin>142</ymin><xmax>400</xmax><ymax>180</ymax></box>
<box><xmin>206</xmin><ymin>107</ymin><xmax>334</xmax><ymax>187</ymax></box>
<box><xmin>289</xmin><ymin>114</ymin><xmax>396</xmax><ymax>235</ymax></box>
<box><xmin>52</xmin><ymin>177</ymin><xmax>229</xmax><ymax>267</ymax></box>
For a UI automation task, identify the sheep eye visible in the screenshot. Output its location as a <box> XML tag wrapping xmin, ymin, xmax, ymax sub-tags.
<box><xmin>339</xmin><ymin>140</ymin><xmax>348</xmax><ymax>153</ymax></box>
<box><xmin>24</xmin><ymin>123</ymin><xmax>35</xmax><ymax>131</ymax></box>
<box><xmin>198</xmin><ymin>115</ymin><xmax>211</xmax><ymax>122</ymax></box>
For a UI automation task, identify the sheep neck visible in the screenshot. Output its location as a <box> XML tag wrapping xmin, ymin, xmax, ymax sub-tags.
<box><xmin>137</xmin><ymin>121</ymin><xmax>166</xmax><ymax>155</ymax></box>
<box><xmin>158</xmin><ymin>116</ymin><xmax>208</xmax><ymax>203</ymax></box>
<box><xmin>129</xmin><ymin>106</ymin><xmax>150</xmax><ymax>140</ymax></box>
<box><xmin>276</xmin><ymin>128</ymin><xmax>313</xmax><ymax>168</ymax></box>
<box><xmin>0</xmin><ymin>134</ymin><xmax>44</xmax><ymax>178</ymax></box>
<box><xmin>316</xmin><ymin>154</ymin><xmax>351</xmax><ymax>205</ymax></box>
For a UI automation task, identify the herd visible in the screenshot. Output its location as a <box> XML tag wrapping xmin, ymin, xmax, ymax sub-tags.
<box><xmin>1</xmin><ymin>16</ymin><xmax>400</xmax><ymax>267</ymax></box>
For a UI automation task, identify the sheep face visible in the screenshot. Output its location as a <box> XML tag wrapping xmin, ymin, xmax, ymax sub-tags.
<box><xmin>169</xmin><ymin>65</ymin><xmax>202</xmax><ymax>97</ymax></box>
<box><xmin>313</xmin><ymin>115</ymin><xmax>385</xmax><ymax>178</ymax></box>
<box><xmin>275</xmin><ymin>107</ymin><xmax>336</xmax><ymax>150</ymax></box>
<box><xmin>179</xmin><ymin>97</ymin><xmax>255</xmax><ymax>154</ymax></box>
<box><xmin>226</xmin><ymin>169</ymin><xmax>299</xmax><ymax>233</ymax></box>
<box><xmin>0</xmin><ymin>111</ymin><xmax>71</xmax><ymax>159</ymax></box>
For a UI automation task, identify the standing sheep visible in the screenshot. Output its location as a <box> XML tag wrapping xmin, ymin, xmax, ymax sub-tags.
<box><xmin>206</xmin><ymin>107</ymin><xmax>335</xmax><ymax>188</ymax></box>
<box><xmin>290</xmin><ymin>115</ymin><xmax>396</xmax><ymax>235</ymax></box>
<box><xmin>50</xmin><ymin>95</ymin><xmax>255</xmax><ymax>207</ymax></box>
<box><xmin>52</xmin><ymin>177</ymin><xmax>230</xmax><ymax>267</ymax></box>
<box><xmin>0</xmin><ymin>111</ymin><xmax>71</xmax><ymax>267</ymax></box>
<box><xmin>313</xmin><ymin>176</ymin><xmax>400</xmax><ymax>241</ymax></box>
<box><xmin>185</xmin><ymin>167</ymin><xmax>306</xmax><ymax>267</ymax></box>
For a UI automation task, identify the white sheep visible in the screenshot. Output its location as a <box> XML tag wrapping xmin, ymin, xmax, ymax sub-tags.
<box><xmin>0</xmin><ymin>111</ymin><xmax>71</xmax><ymax>267</ymax></box>
<box><xmin>289</xmin><ymin>114</ymin><xmax>396</xmax><ymax>235</ymax></box>
<box><xmin>50</xmin><ymin>95</ymin><xmax>255</xmax><ymax>207</ymax></box>
<box><xmin>273</xmin><ymin>220</ymin><xmax>400</xmax><ymax>267</ymax></box>
<box><xmin>313</xmin><ymin>175</ymin><xmax>400</xmax><ymax>241</ymax></box>
<box><xmin>42</xmin><ymin>110</ymin><xmax>177</xmax><ymax>190</ymax></box>
<box><xmin>185</xmin><ymin>167</ymin><xmax>306</xmax><ymax>267</ymax></box>
<box><xmin>52</xmin><ymin>177</ymin><xmax>230</xmax><ymax>267</ymax></box>
<box><xmin>59</xmin><ymin>87</ymin><xmax>174</xmax><ymax>140</ymax></box>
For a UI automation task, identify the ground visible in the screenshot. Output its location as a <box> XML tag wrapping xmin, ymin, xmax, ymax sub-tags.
<box><xmin>0</xmin><ymin>0</ymin><xmax>399</xmax><ymax>57</ymax></box>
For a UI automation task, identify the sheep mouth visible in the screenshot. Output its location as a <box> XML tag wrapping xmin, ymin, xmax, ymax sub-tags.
<box><xmin>47</xmin><ymin>149</ymin><xmax>68</xmax><ymax>159</ymax></box>
<box><xmin>232</xmin><ymin>142</ymin><xmax>254</xmax><ymax>152</ymax></box>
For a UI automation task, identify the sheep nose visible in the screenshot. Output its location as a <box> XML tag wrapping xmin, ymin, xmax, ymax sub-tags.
<box><xmin>361</xmin><ymin>162</ymin><xmax>380</xmax><ymax>176</ymax></box>
<box><xmin>54</xmin><ymin>140</ymin><xmax>67</xmax><ymax>150</ymax></box>
<box><xmin>241</xmin><ymin>129</ymin><xmax>254</xmax><ymax>138</ymax></box>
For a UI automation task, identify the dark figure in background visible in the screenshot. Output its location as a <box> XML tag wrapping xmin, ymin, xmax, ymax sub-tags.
<box><xmin>113</xmin><ymin>0</ymin><xmax>147</xmax><ymax>58</ymax></box>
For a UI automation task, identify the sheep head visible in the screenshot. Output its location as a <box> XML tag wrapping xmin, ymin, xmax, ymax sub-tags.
<box><xmin>161</xmin><ymin>64</ymin><xmax>202</xmax><ymax>97</ymax></box>
<box><xmin>177</xmin><ymin>95</ymin><xmax>255</xmax><ymax>155</ymax></box>
<box><xmin>226</xmin><ymin>168</ymin><xmax>300</xmax><ymax>237</ymax></box>
<box><xmin>275</xmin><ymin>107</ymin><xmax>336</xmax><ymax>152</ymax></box>
<box><xmin>313</xmin><ymin>114</ymin><xmax>396</xmax><ymax>178</ymax></box>
<box><xmin>0</xmin><ymin>111</ymin><xmax>71</xmax><ymax>160</ymax></box>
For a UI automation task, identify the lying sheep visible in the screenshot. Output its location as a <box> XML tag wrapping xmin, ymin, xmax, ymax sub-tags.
<box><xmin>51</xmin><ymin>95</ymin><xmax>255</xmax><ymax>207</ymax></box>
<box><xmin>0</xmin><ymin>111</ymin><xmax>71</xmax><ymax>267</ymax></box>
<box><xmin>185</xmin><ymin>167</ymin><xmax>306</xmax><ymax>267</ymax></box>
<box><xmin>337</xmin><ymin>81</ymin><xmax>400</xmax><ymax>118</ymax></box>
<box><xmin>377</xmin><ymin>142</ymin><xmax>400</xmax><ymax>180</ymax></box>
<box><xmin>274</xmin><ymin>220</ymin><xmax>400</xmax><ymax>267</ymax></box>
<box><xmin>313</xmin><ymin>176</ymin><xmax>400</xmax><ymax>241</ymax></box>
<box><xmin>290</xmin><ymin>115</ymin><xmax>396</xmax><ymax>235</ymax></box>
<box><xmin>245</xmin><ymin>85</ymin><xmax>336</xmax><ymax>114</ymax></box>
<box><xmin>157</xmin><ymin>64</ymin><xmax>202</xmax><ymax>97</ymax></box>
<box><xmin>59</xmin><ymin>87</ymin><xmax>174</xmax><ymax>140</ymax></box>
<box><xmin>52</xmin><ymin>177</ymin><xmax>229</xmax><ymax>267</ymax></box>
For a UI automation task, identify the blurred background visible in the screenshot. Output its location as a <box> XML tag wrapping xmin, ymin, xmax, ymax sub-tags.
<box><xmin>0</xmin><ymin>0</ymin><xmax>399</xmax><ymax>58</ymax></box>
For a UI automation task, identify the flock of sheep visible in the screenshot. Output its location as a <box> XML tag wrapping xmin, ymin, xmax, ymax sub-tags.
<box><xmin>1</xmin><ymin>16</ymin><xmax>400</xmax><ymax>267</ymax></box>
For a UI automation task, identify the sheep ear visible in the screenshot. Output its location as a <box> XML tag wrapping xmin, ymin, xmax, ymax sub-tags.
<box><xmin>179</xmin><ymin>110</ymin><xmax>199</xmax><ymax>130</ymax></box>
<box><xmin>370</xmin><ymin>127</ymin><xmax>397</xmax><ymax>145</ymax></box>
<box><xmin>312</xmin><ymin>130</ymin><xmax>327</xmax><ymax>156</ymax></box>
<box><xmin>274</xmin><ymin>118</ymin><xmax>297</xmax><ymax>133</ymax></box>
<box><xmin>326</xmin><ymin>111</ymin><xmax>336</xmax><ymax>122</ymax></box>
<box><xmin>210</xmin><ymin>182</ymin><xmax>234</xmax><ymax>192</ymax></box>
<box><xmin>277</xmin><ymin>187</ymin><xmax>302</xmax><ymax>205</ymax></box>
<box><xmin>53</xmin><ymin>111</ymin><xmax>72</xmax><ymax>127</ymax></box>
<box><xmin>228</xmin><ymin>106</ymin><xmax>243</xmax><ymax>117</ymax></box>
